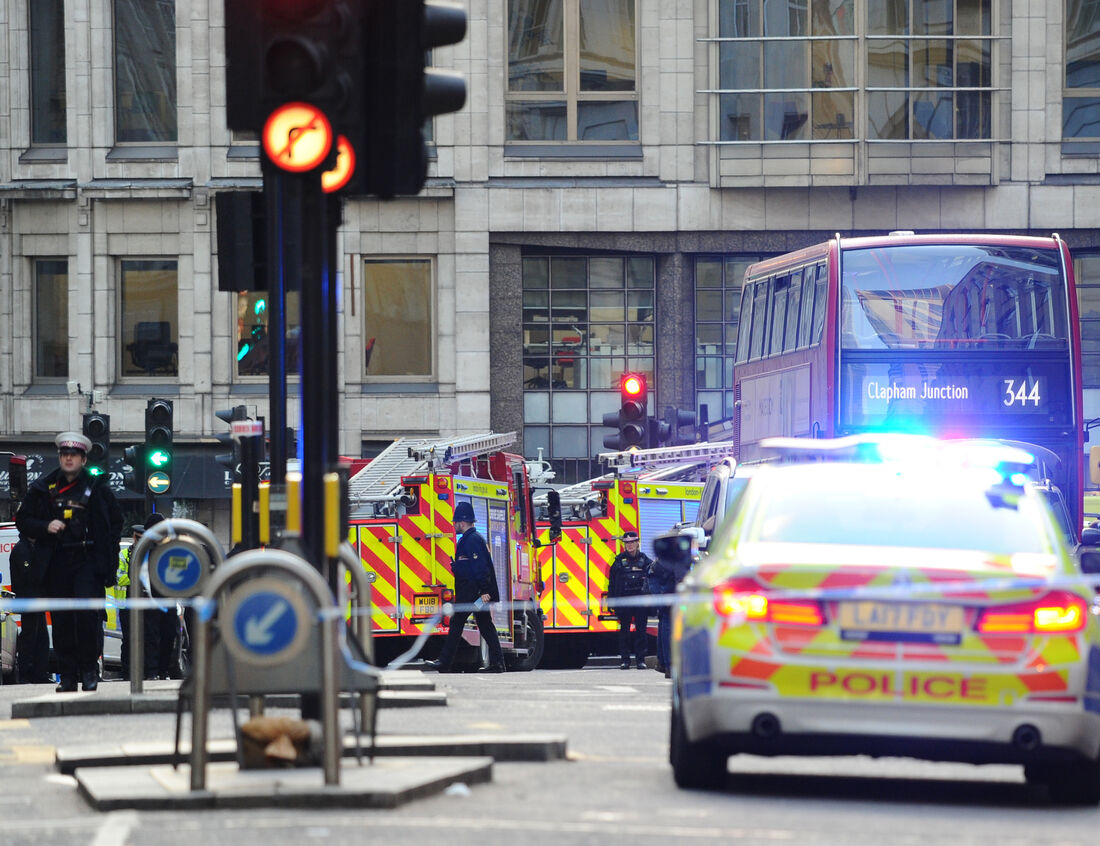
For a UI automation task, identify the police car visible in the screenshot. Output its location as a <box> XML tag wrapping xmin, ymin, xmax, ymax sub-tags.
<box><xmin>670</xmin><ymin>435</ymin><xmax>1100</xmax><ymax>803</ymax></box>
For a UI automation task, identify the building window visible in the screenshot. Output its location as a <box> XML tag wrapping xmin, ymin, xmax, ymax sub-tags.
<box><xmin>34</xmin><ymin>259</ymin><xmax>68</xmax><ymax>379</ymax></box>
<box><xmin>120</xmin><ymin>259</ymin><xmax>178</xmax><ymax>378</ymax></box>
<box><xmin>695</xmin><ymin>255</ymin><xmax>761</xmax><ymax>423</ymax></box>
<box><xmin>236</xmin><ymin>292</ymin><xmax>301</xmax><ymax>377</ymax></box>
<box><xmin>1077</xmin><ymin>254</ymin><xmax>1100</xmax><ymax>387</ymax></box>
<box><xmin>114</xmin><ymin>0</ymin><xmax>177</xmax><ymax>143</ymax></box>
<box><xmin>362</xmin><ymin>259</ymin><xmax>434</xmax><ymax>378</ymax></box>
<box><xmin>30</xmin><ymin>0</ymin><xmax>66</xmax><ymax>145</ymax></box>
<box><xmin>712</xmin><ymin>0</ymin><xmax>993</xmax><ymax>142</ymax></box>
<box><xmin>1065</xmin><ymin>0</ymin><xmax>1100</xmax><ymax>139</ymax></box>
<box><xmin>523</xmin><ymin>254</ymin><xmax>654</xmax><ymax>482</ymax></box>
<box><xmin>506</xmin><ymin>0</ymin><xmax>638</xmax><ymax>142</ymax></box>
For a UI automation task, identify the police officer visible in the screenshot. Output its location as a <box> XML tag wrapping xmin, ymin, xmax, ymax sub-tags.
<box><xmin>432</xmin><ymin>501</ymin><xmax>505</xmax><ymax>673</ymax></box>
<box><xmin>607</xmin><ymin>531</ymin><xmax>652</xmax><ymax>669</ymax></box>
<box><xmin>16</xmin><ymin>431</ymin><xmax>121</xmax><ymax>692</ymax></box>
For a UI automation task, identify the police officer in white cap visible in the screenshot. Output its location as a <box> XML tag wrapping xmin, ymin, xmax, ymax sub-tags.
<box><xmin>16</xmin><ymin>431</ymin><xmax>121</xmax><ymax>692</ymax></box>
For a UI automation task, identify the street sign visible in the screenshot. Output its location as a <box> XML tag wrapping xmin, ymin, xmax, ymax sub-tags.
<box><xmin>321</xmin><ymin>135</ymin><xmax>356</xmax><ymax>193</ymax></box>
<box><xmin>147</xmin><ymin>471</ymin><xmax>170</xmax><ymax>494</ymax></box>
<box><xmin>262</xmin><ymin>102</ymin><xmax>333</xmax><ymax>173</ymax></box>
<box><xmin>222</xmin><ymin>577</ymin><xmax>311</xmax><ymax>667</ymax></box>
<box><xmin>148</xmin><ymin>542</ymin><xmax>207</xmax><ymax>597</ymax></box>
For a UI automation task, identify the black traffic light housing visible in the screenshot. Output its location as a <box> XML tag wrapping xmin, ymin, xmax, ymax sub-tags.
<box><xmin>123</xmin><ymin>444</ymin><xmax>145</xmax><ymax>495</ymax></box>
<box><xmin>216</xmin><ymin>191</ymin><xmax>267</xmax><ymax>292</ymax></box>
<box><xmin>145</xmin><ymin>398</ymin><xmax>174</xmax><ymax>492</ymax></box>
<box><xmin>82</xmin><ymin>412</ymin><xmax>110</xmax><ymax>475</ymax></box>
<box><xmin>602</xmin><ymin>372</ymin><xmax>649</xmax><ymax>450</ymax></box>
<box><xmin>351</xmin><ymin>0</ymin><xmax>467</xmax><ymax>198</ymax></box>
<box><xmin>652</xmin><ymin>406</ymin><xmax>698</xmax><ymax>447</ymax></box>
<box><xmin>226</xmin><ymin>0</ymin><xmax>363</xmax><ymax>143</ymax></box>
<box><xmin>216</xmin><ymin>405</ymin><xmax>250</xmax><ymax>480</ymax></box>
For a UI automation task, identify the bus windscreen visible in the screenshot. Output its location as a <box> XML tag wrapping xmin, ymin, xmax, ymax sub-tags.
<box><xmin>841</xmin><ymin>245</ymin><xmax>1067</xmax><ymax>350</ymax></box>
<box><xmin>838</xmin><ymin>244</ymin><xmax>1073</xmax><ymax>431</ymax></box>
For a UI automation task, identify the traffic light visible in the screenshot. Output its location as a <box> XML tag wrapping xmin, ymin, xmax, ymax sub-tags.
<box><xmin>82</xmin><ymin>412</ymin><xmax>110</xmax><ymax>476</ymax></box>
<box><xmin>226</xmin><ymin>0</ymin><xmax>363</xmax><ymax>144</ymax></box>
<box><xmin>123</xmin><ymin>444</ymin><xmax>145</xmax><ymax>494</ymax></box>
<box><xmin>652</xmin><ymin>407</ymin><xmax>698</xmax><ymax>447</ymax></box>
<box><xmin>145</xmin><ymin>398</ymin><xmax>174</xmax><ymax>492</ymax></box>
<box><xmin>215</xmin><ymin>191</ymin><xmax>267</xmax><ymax>292</ymax></box>
<box><xmin>216</xmin><ymin>405</ymin><xmax>249</xmax><ymax>480</ymax></box>
<box><xmin>602</xmin><ymin>373</ymin><xmax>649</xmax><ymax>450</ymax></box>
<box><xmin>353</xmin><ymin>0</ymin><xmax>467</xmax><ymax>198</ymax></box>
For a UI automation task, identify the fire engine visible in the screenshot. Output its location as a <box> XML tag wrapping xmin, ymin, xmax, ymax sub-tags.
<box><xmin>346</xmin><ymin>432</ymin><xmax>560</xmax><ymax>670</ymax></box>
<box><xmin>533</xmin><ymin>442</ymin><xmax>735</xmax><ymax>668</ymax></box>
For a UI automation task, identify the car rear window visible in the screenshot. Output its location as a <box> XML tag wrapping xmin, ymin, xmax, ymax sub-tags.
<box><xmin>751</xmin><ymin>466</ymin><xmax>1052</xmax><ymax>554</ymax></box>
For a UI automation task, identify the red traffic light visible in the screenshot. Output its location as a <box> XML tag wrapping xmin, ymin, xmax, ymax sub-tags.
<box><xmin>622</xmin><ymin>373</ymin><xmax>646</xmax><ymax>397</ymax></box>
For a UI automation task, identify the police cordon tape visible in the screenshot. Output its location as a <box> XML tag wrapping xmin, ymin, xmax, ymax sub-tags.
<box><xmin>6</xmin><ymin>571</ymin><xmax>1100</xmax><ymax>618</ymax></box>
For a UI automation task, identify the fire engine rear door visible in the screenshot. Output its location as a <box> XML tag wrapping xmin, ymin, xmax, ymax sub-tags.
<box><xmin>543</xmin><ymin>525</ymin><xmax>592</xmax><ymax>629</ymax></box>
<box><xmin>353</xmin><ymin>524</ymin><xmax>401</xmax><ymax>632</ymax></box>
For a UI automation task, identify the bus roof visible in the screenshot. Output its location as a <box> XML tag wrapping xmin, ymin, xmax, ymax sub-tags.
<box><xmin>744</xmin><ymin>232</ymin><xmax>1064</xmax><ymax>282</ymax></box>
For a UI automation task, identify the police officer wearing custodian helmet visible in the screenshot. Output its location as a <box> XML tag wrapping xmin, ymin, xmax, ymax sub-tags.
<box><xmin>16</xmin><ymin>431</ymin><xmax>121</xmax><ymax>692</ymax></box>
<box><xmin>431</xmin><ymin>501</ymin><xmax>506</xmax><ymax>673</ymax></box>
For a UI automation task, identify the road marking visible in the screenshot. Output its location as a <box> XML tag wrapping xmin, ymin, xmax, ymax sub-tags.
<box><xmin>91</xmin><ymin>810</ymin><xmax>139</xmax><ymax>846</ymax></box>
<box><xmin>602</xmin><ymin>703</ymin><xmax>670</xmax><ymax>712</ymax></box>
<box><xmin>595</xmin><ymin>685</ymin><xmax>638</xmax><ymax>693</ymax></box>
<box><xmin>11</xmin><ymin>744</ymin><xmax>55</xmax><ymax>763</ymax></box>
<box><xmin>466</xmin><ymin>721</ymin><xmax>505</xmax><ymax>730</ymax></box>
<box><xmin>0</xmin><ymin>719</ymin><xmax>31</xmax><ymax>730</ymax></box>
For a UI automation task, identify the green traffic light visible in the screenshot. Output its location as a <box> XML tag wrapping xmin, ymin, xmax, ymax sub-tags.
<box><xmin>147</xmin><ymin>449</ymin><xmax>171</xmax><ymax>468</ymax></box>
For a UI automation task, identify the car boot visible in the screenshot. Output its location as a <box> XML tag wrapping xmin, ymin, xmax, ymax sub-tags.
<box><xmin>55</xmin><ymin>676</ymin><xmax>77</xmax><ymax>693</ymax></box>
<box><xmin>81</xmin><ymin>671</ymin><xmax>99</xmax><ymax>692</ymax></box>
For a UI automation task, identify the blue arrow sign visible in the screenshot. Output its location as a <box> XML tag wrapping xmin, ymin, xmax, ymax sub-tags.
<box><xmin>155</xmin><ymin>546</ymin><xmax>203</xmax><ymax>594</ymax></box>
<box><xmin>232</xmin><ymin>591</ymin><xmax>299</xmax><ymax>658</ymax></box>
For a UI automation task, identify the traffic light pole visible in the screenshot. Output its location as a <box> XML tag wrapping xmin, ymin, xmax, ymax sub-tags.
<box><xmin>264</xmin><ymin>162</ymin><xmax>291</xmax><ymax>488</ymax></box>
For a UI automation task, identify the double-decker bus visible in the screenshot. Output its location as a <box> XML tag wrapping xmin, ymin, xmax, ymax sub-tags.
<box><xmin>732</xmin><ymin>232</ymin><xmax>1084</xmax><ymax>537</ymax></box>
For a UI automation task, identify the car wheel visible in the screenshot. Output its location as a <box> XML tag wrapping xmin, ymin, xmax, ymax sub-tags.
<box><xmin>670</xmin><ymin>690</ymin><xmax>727</xmax><ymax>789</ymax></box>
<box><xmin>1027</xmin><ymin>759</ymin><xmax>1100</xmax><ymax>805</ymax></box>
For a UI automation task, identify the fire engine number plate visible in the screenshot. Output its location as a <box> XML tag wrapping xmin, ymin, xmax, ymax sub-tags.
<box><xmin>414</xmin><ymin>594</ymin><xmax>440</xmax><ymax>616</ymax></box>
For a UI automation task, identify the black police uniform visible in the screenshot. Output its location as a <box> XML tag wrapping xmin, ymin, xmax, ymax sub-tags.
<box><xmin>608</xmin><ymin>546</ymin><xmax>653</xmax><ymax>667</ymax></box>
<box><xmin>436</xmin><ymin>525</ymin><xmax>505</xmax><ymax>671</ymax></box>
<box><xmin>9</xmin><ymin>535</ymin><xmax>51</xmax><ymax>683</ymax></box>
<box><xmin>16</xmin><ymin>467</ymin><xmax>120</xmax><ymax>691</ymax></box>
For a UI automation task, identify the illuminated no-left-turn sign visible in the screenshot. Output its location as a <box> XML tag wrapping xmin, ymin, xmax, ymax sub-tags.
<box><xmin>262</xmin><ymin>103</ymin><xmax>333</xmax><ymax>173</ymax></box>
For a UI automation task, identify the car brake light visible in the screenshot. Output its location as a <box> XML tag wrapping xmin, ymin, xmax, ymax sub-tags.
<box><xmin>976</xmin><ymin>591</ymin><xmax>1088</xmax><ymax>634</ymax></box>
<box><xmin>713</xmin><ymin>577</ymin><xmax>824</xmax><ymax>626</ymax></box>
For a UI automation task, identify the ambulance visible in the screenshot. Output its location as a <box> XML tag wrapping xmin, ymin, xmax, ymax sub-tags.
<box><xmin>346</xmin><ymin>432</ymin><xmax>558</xmax><ymax>670</ymax></box>
<box><xmin>532</xmin><ymin>442</ymin><xmax>735</xmax><ymax>668</ymax></box>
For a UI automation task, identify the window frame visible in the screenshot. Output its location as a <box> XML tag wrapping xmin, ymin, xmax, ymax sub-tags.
<box><xmin>361</xmin><ymin>256</ymin><xmax>437</xmax><ymax>383</ymax></box>
<box><xmin>117</xmin><ymin>257</ymin><xmax>180</xmax><ymax>381</ymax></box>
<box><xmin>28</xmin><ymin>0</ymin><xmax>67</xmax><ymax>147</ymax></box>
<box><xmin>1064</xmin><ymin>0</ymin><xmax>1100</xmax><ymax>141</ymax></box>
<box><xmin>505</xmin><ymin>0</ymin><xmax>640</xmax><ymax>145</ymax></box>
<box><xmin>32</xmin><ymin>257</ymin><xmax>70</xmax><ymax>382</ymax></box>
<box><xmin>707</xmin><ymin>0</ymin><xmax>1004</xmax><ymax>145</ymax></box>
<box><xmin>112</xmin><ymin>0</ymin><xmax>178</xmax><ymax>146</ymax></box>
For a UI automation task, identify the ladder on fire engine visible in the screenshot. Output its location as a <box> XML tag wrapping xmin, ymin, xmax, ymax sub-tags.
<box><xmin>599</xmin><ymin>441</ymin><xmax>735</xmax><ymax>474</ymax></box>
<box><xmin>347</xmin><ymin>431</ymin><xmax>516</xmax><ymax>504</ymax></box>
<box><xmin>533</xmin><ymin>441</ymin><xmax>736</xmax><ymax>508</ymax></box>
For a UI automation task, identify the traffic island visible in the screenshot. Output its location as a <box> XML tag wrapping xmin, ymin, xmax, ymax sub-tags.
<box><xmin>11</xmin><ymin>675</ymin><xmax>444</xmax><ymax>718</ymax></box>
<box><xmin>74</xmin><ymin>755</ymin><xmax>493</xmax><ymax>810</ymax></box>
<box><xmin>55</xmin><ymin>732</ymin><xmax>568</xmax><ymax>774</ymax></box>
